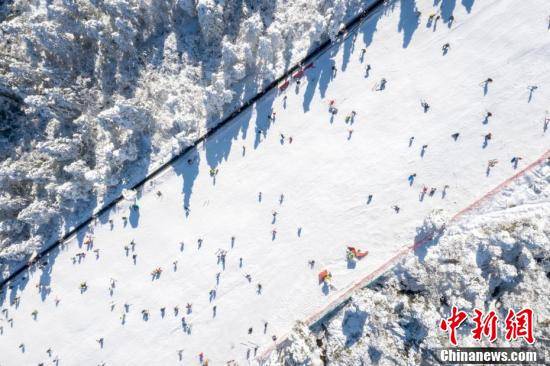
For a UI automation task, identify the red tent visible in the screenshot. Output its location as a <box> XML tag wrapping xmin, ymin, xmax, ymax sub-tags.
<box><xmin>347</xmin><ymin>246</ymin><xmax>368</xmax><ymax>259</ymax></box>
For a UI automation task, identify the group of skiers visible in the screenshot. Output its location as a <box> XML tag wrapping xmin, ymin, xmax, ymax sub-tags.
<box><xmin>6</xmin><ymin>18</ymin><xmax>546</xmax><ymax>365</ymax></box>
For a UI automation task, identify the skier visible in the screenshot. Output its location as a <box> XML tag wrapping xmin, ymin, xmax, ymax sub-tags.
<box><xmin>511</xmin><ymin>156</ymin><xmax>523</xmax><ymax>168</ymax></box>
<box><xmin>376</xmin><ymin>78</ymin><xmax>387</xmax><ymax>91</ymax></box>
<box><xmin>421</xmin><ymin>100</ymin><xmax>430</xmax><ymax>112</ymax></box>
<box><xmin>408</xmin><ymin>173</ymin><xmax>417</xmax><ymax>185</ymax></box>
<box><xmin>308</xmin><ymin>260</ymin><xmax>316</xmax><ymax>268</ymax></box>
<box><xmin>248</xmin><ymin>327</ymin><xmax>253</xmax><ymax>334</ymax></box>
<box><xmin>392</xmin><ymin>205</ymin><xmax>400</xmax><ymax>213</ymax></box>
<box><xmin>245</xmin><ymin>274</ymin><xmax>252</xmax><ymax>282</ymax></box>
<box><xmin>272</xmin><ymin>228</ymin><xmax>277</xmax><ymax>239</ymax></box>
<box><xmin>289</xmin><ymin>136</ymin><xmax>293</xmax><ymax>144</ymax></box>
<box><xmin>186</xmin><ymin>303</ymin><xmax>193</xmax><ymax>314</ymax></box>
<box><xmin>481</xmin><ymin>78</ymin><xmax>493</xmax><ymax>95</ymax></box>
<box><xmin>348</xmin><ymin>129</ymin><xmax>354</xmax><ymax>139</ymax></box>
<box><xmin>442</xmin><ymin>185</ymin><xmax>450</xmax><ymax>198</ymax></box>
<box><xmin>258</xmin><ymin>192</ymin><xmax>262</xmax><ymax>202</ymax></box>
<box><xmin>429</xmin><ymin>187</ymin><xmax>437</xmax><ymax>196</ymax></box>
<box><xmin>257</xmin><ymin>283</ymin><xmax>263</xmax><ymax>294</ymax></box>
<box><xmin>97</xmin><ymin>338</ymin><xmax>104</xmax><ymax>347</ymax></box>
<box><xmin>483</xmin><ymin>111</ymin><xmax>492</xmax><ymax>124</ymax></box>
<box><xmin>451</xmin><ymin>132</ymin><xmax>460</xmax><ymax>141</ymax></box>
<box><xmin>442</xmin><ymin>43</ymin><xmax>450</xmax><ymax>54</ymax></box>
<box><xmin>365</xmin><ymin>64</ymin><xmax>371</xmax><ymax>77</ymax></box>
<box><xmin>156</xmin><ymin>190</ymin><xmax>162</xmax><ymax>198</ymax></box>
<box><xmin>420</xmin><ymin>186</ymin><xmax>427</xmax><ymax>201</ymax></box>
<box><xmin>328</xmin><ymin>100</ymin><xmax>337</xmax><ymax>114</ymax></box>
<box><xmin>212</xmin><ymin>305</ymin><xmax>217</xmax><ymax>317</ymax></box>
<box><xmin>331</xmin><ymin>65</ymin><xmax>337</xmax><ymax>77</ymax></box>
<box><xmin>239</xmin><ymin>257</ymin><xmax>243</xmax><ymax>267</ymax></box>
<box><xmin>346</xmin><ymin>248</ymin><xmax>355</xmax><ymax>261</ymax></box>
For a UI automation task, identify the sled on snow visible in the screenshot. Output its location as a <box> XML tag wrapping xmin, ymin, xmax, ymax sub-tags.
<box><xmin>278</xmin><ymin>80</ymin><xmax>290</xmax><ymax>91</ymax></box>
<box><xmin>292</xmin><ymin>69</ymin><xmax>305</xmax><ymax>79</ymax></box>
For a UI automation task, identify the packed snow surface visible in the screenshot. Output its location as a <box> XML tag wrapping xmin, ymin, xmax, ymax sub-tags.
<box><xmin>1</xmin><ymin>0</ymin><xmax>549</xmax><ymax>365</ymax></box>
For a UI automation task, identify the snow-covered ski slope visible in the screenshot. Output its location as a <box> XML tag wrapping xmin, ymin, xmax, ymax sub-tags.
<box><xmin>1</xmin><ymin>0</ymin><xmax>549</xmax><ymax>365</ymax></box>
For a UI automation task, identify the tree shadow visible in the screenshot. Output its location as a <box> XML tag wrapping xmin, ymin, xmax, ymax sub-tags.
<box><xmin>341</xmin><ymin>31</ymin><xmax>357</xmax><ymax>72</ymax></box>
<box><xmin>318</xmin><ymin>55</ymin><xmax>337</xmax><ymax>100</ymax></box>
<box><xmin>303</xmin><ymin>72</ymin><xmax>319</xmax><ymax>113</ymax></box>
<box><xmin>440</xmin><ymin>0</ymin><xmax>457</xmax><ymax>26</ymax></box>
<box><xmin>398</xmin><ymin>0</ymin><xmax>420</xmax><ymax>48</ymax></box>
<box><xmin>252</xmin><ymin>92</ymin><xmax>277</xmax><ymax>150</ymax></box>
<box><xmin>462</xmin><ymin>0</ymin><xmax>475</xmax><ymax>13</ymax></box>
<box><xmin>341</xmin><ymin>307</ymin><xmax>368</xmax><ymax>347</ymax></box>
<box><xmin>362</xmin><ymin>5</ymin><xmax>384</xmax><ymax>49</ymax></box>
<box><xmin>129</xmin><ymin>205</ymin><xmax>140</xmax><ymax>228</ymax></box>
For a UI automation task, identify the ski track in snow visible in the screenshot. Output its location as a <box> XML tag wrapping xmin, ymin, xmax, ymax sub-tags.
<box><xmin>1</xmin><ymin>0</ymin><xmax>549</xmax><ymax>365</ymax></box>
